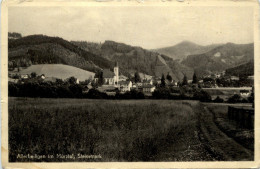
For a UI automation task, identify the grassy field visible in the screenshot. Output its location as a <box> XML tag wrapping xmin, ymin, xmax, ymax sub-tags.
<box><xmin>8</xmin><ymin>97</ymin><xmax>254</xmax><ymax>162</ymax></box>
<box><xmin>12</xmin><ymin>64</ymin><xmax>95</xmax><ymax>81</ymax></box>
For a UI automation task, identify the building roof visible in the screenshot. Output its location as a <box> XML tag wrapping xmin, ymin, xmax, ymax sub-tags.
<box><xmin>103</xmin><ymin>69</ymin><xmax>115</xmax><ymax>78</ymax></box>
<box><xmin>142</xmin><ymin>79</ymin><xmax>152</xmax><ymax>83</ymax></box>
<box><xmin>143</xmin><ymin>84</ymin><xmax>155</xmax><ymax>88</ymax></box>
<box><xmin>240</xmin><ymin>90</ymin><xmax>250</xmax><ymax>93</ymax></box>
<box><xmin>118</xmin><ymin>81</ymin><xmax>131</xmax><ymax>86</ymax></box>
<box><xmin>119</xmin><ymin>75</ymin><xmax>128</xmax><ymax>79</ymax></box>
<box><xmin>97</xmin><ymin>85</ymin><xmax>117</xmax><ymax>92</ymax></box>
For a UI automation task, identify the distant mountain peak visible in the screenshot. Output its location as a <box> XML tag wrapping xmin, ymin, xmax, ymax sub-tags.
<box><xmin>153</xmin><ymin>41</ymin><xmax>220</xmax><ymax>61</ymax></box>
<box><xmin>177</xmin><ymin>40</ymin><xmax>200</xmax><ymax>46</ymax></box>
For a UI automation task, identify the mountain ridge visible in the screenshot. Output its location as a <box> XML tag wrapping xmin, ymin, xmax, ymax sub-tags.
<box><xmin>181</xmin><ymin>42</ymin><xmax>254</xmax><ymax>76</ymax></box>
<box><xmin>152</xmin><ymin>40</ymin><xmax>222</xmax><ymax>61</ymax></box>
<box><xmin>8</xmin><ymin>33</ymin><xmax>254</xmax><ymax>81</ymax></box>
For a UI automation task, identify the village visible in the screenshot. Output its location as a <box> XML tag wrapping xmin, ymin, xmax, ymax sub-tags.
<box><xmin>8</xmin><ymin>61</ymin><xmax>254</xmax><ymax>100</ymax></box>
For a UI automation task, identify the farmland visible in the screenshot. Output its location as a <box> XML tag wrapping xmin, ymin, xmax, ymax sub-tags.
<box><xmin>8</xmin><ymin>97</ymin><xmax>253</xmax><ymax>162</ymax></box>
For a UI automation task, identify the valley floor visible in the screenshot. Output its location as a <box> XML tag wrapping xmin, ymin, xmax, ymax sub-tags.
<box><xmin>8</xmin><ymin>97</ymin><xmax>254</xmax><ymax>162</ymax></box>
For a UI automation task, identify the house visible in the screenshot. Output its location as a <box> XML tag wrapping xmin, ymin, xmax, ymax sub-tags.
<box><xmin>132</xmin><ymin>84</ymin><xmax>137</xmax><ymax>89</ymax></box>
<box><xmin>230</xmin><ymin>76</ymin><xmax>239</xmax><ymax>81</ymax></box>
<box><xmin>142</xmin><ymin>84</ymin><xmax>156</xmax><ymax>93</ymax></box>
<box><xmin>240</xmin><ymin>89</ymin><xmax>251</xmax><ymax>97</ymax></box>
<box><xmin>188</xmin><ymin>80</ymin><xmax>193</xmax><ymax>84</ymax></box>
<box><xmin>119</xmin><ymin>75</ymin><xmax>128</xmax><ymax>81</ymax></box>
<box><xmin>142</xmin><ymin>79</ymin><xmax>153</xmax><ymax>85</ymax></box>
<box><xmin>97</xmin><ymin>85</ymin><xmax>117</xmax><ymax>93</ymax></box>
<box><xmin>136</xmin><ymin>82</ymin><xmax>143</xmax><ymax>88</ymax></box>
<box><xmin>118</xmin><ymin>81</ymin><xmax>132</xmax><ymax>92</ymax></box>
<box><xmin>215</xmin><ymin>73</ymin><xmax>221</xmax><ymax>78</ymax></box>
<box><xmin>40</xmin><ymin>74</ymin><xmax>45</xmax><ymax>79</ymax></box>
<box><xmin>21</xmin><ymin>74</ymin><xmax>29</xmax><ymax>79</ymax></box>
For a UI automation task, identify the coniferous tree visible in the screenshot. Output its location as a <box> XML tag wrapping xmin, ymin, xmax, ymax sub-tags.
<box><xmin>31</xmin><ymin>72</ymin><xmax>37</xmax><ymax>78</ymax></box>
<box><xmin>134</xmin><ymin>72</ymin><xmax>141</xmax><ymax>83</ymax></box>
<box><xmin>161</xmin><ymin>74</ymin><xmax>166</xmax><ymax>87</ymax></box>
<box><xmin>192</xmin><ymin>72</ymin><xmax>198</xmax><ymax>84</ymax></box>
<box><xmin>68</xmin><ymin>76</ymin><xmax>77</xmax><ymax>85</ymax></box>
<box><xmin>166</xmin><ymin>72</ymin><xmax>172</xmax><ymax>82</ymax></box>
<box><xmin>182</xmin><ymin>75</ymin><xmax>188</xmax><ymax>86</ymax></box>
<box><xmin>98</xmin><ymin>71</ymin><xmax>104</xmax><ymax>86</ymax></box>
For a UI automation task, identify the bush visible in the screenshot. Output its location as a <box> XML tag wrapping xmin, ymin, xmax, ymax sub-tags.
<box><xmin>227</xmin><ymin>94</ymin><xmax>241</xmax><ymax>103</ymax></box>
<box><xmin>85</xmin><ymin>89</ymin><xmax>108</xmax><ymax>99</ymax></box>
<box><xmin>193</xmin><ymin>90</ymin><xmax>212</xmax><ymax>102</ymax></box>
<box><xmin>213</xmin><ymin>96</ymin><xmax>224</xmax><ymax>103</ymax></box>
<box><xmin>115</xmin><ymin>90</ymin><xmax>145</xmax><ymax>99</ymax></box>
<box><xmin>152</xmin><ymin>87</ymin><xmax>171</xmax><ymax>99</ymax></box>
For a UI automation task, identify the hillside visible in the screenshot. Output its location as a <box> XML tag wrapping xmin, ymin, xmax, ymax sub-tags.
<box><xmin>225</xmin><ymin>61</ymin><xmax>254</xmax><ymax>77</ymax></box>
<box><xmin>181</xmin><ymin>43</ymin><xmax>254</xmax><ymax>76</ymax></box>
<box><xmin>153</xmin><ymin>41</ymin><xmax>221</xmax><ymax>61</ymax></box>
<box><xmin>8</xmin><ymin>35</ymin><xmax>113</xmax><ymax>73</ymax></box>
<box><xmin>73</xmin><ymin>40</ymin><xmax>194</xmax><ymax>80</ymax></box>
<box><xmin>18</xmin><ymin>64</ymin><xmax>95</xmax><ymax>81</ymax></box>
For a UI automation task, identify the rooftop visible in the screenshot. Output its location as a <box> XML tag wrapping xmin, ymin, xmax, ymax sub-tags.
<box><xmin>103</xmin><ymin>69</ymin><xmax>115</xmax><ymax>78</ymax></box>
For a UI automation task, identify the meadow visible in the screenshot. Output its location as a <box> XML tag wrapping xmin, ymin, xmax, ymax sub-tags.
<box><xmin>8</xmin><ymin>97</ymin><xmax>254</xmax><ymax>162</ymax></box>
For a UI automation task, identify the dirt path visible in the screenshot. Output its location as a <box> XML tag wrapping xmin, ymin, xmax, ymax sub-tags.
<box><xmin>155</xmin><ymin>101</ymin><xmax>253</xmax><ymax>161</ymax></box>
<box><xmin>196</xmin><ymin>105</ymin><xmax>253</xmax><ymax>161</ymax></box>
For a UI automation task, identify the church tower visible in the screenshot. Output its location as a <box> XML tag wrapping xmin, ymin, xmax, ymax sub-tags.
<box><xmin>114</xmin><ymin>62</ymin><xmax>119</xmax><ymax>86</ymax></box>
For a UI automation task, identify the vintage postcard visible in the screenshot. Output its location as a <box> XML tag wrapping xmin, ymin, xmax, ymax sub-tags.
<box><xmin>1</xmin><ymin>0</ymin><xmax>260</xmax><ymax>168</ymax></box>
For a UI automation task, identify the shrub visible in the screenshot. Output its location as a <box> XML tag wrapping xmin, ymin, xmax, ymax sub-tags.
<box><xmin>193</xmin><ymin>90</ymin><xmax>212</xmax><ymax>102</ymax></box>
<box><xmin>115</xmin><ymin>90</ymin><xmax>145</xmax><ymax>99</ymax></box>
<box><xmin>213</xmin><ymin>96</ymin><xmax>224</xmax><ymax>103</ymax></box>
<box><xmin>85</xmin><ymin>89</ymin><xmax>108</xmax><ymax>99</ymax></box>
<box><xmin>227</xmin><ymin>94</ymin><xmax>241</xmax><ymax>103</ymax></box>
<box><xmin>152</xmin><ymin>87</ymin><xmax>171</xmax><ymax>99</ymax></box>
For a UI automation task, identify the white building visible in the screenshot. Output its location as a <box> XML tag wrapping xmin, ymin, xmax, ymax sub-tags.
<box><xmin>143</xmin><ymin>84</ymin><xmax>156</xmax><ymax>93</ymax></box>
<box><xmin>240</xmin><ymin>90</ymin><xmax>251</xmax><ymax>98</ymax></box>
<box><xmin>118</xmin><ymin>81</ymin><xmax>132</xmax><ymax>92</ymax></box>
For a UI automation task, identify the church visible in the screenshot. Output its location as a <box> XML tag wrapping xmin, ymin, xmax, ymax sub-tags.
<box><xmin>100</xmin><ymin>62</ymin><xmax>119</xmax><ymax>86</ymax></box>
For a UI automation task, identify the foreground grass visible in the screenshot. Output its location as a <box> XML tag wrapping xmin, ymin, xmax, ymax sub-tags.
<box><xmin>9</xmin><ymin>97</ymin><xmax>198</xmax><ymax>162</ymax></box>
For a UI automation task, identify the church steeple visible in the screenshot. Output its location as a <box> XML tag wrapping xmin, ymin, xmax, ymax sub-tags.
<box><xmin>114</xmin><ymin>62</ymin><xmax>119</xmax><ymax>86</ymax></box>
<box><xmin>115</xmin><ymin>61</ymin><xmax>118</xmax><ymax>67</ymax></box>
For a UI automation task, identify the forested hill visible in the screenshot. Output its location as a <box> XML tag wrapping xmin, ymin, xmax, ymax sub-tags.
<box><xmin>181</xmin><ymin>43</ymin><xmax>254</xmax><ymax>76</ymax></box>
<box><xmin>225</xmin><ymin>61</ymin><xmax>254</xmax><ymax>77</ymax></box>
<box><xmin>8</xmin><ymin>35</ymin><xmax>113</xmax><ymax>73</ymax></box>
<box><xmin>72</xmin><ymin>40</ymin><xmax>194</xmax><ymax>80</ymax></box>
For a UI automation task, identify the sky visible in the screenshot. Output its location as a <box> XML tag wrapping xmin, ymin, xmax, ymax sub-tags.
<box><xmin>8</xmin><ymin>6</ymin><xmax>254</xmax><ymax>49</ymax></box>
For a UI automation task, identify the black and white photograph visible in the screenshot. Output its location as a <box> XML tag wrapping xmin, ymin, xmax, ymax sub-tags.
<box><xmin>2</xmin><ymin>0</ymin><xmax>260</xmax><ymax>167</ymax></box>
